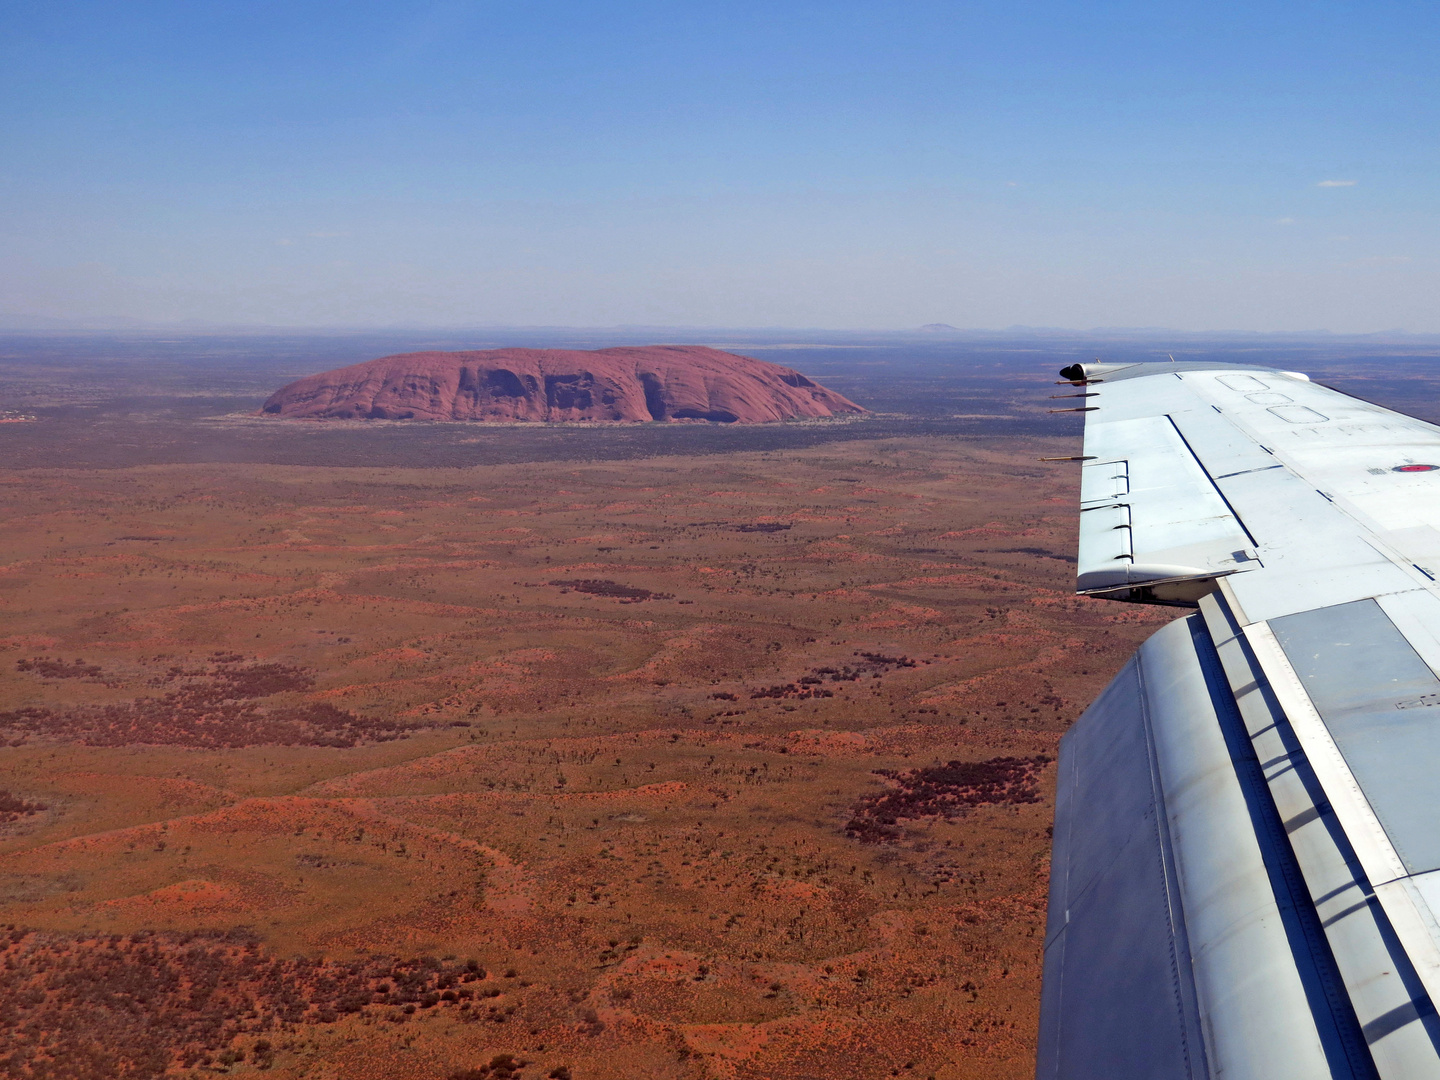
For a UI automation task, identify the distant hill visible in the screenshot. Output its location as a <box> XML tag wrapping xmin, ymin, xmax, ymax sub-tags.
<box><xmin>919</xmin><ymin>323</ymin><xmax>961</xmax><ymax>332</ymax></box>
<box><xmin>261</xmin><ymin>345</ymin><xmax>865</xmax><ymax>423</ymax></box>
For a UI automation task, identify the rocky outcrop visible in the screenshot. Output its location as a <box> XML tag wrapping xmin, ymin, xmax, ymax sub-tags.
<box><xmin>261</xmin><ymin>345</ymin><xmax>865</xmax><ymax>423</ymax></box>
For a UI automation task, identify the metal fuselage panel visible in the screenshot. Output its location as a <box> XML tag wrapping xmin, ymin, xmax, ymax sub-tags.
<box><xmin>1040</xmin><ymin>615</ymin><xmax>1362</xmax><ymax>1080</ymax></box>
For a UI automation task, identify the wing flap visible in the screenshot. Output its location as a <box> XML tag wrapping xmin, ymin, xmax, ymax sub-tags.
<box><xmin>1077</xmin><ymin>415</ymin><xmax>1257</xmax><ymax>598</ymax></box>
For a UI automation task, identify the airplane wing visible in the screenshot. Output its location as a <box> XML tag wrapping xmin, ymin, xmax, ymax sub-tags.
<box><xmin>1039</xmin><ymin>360</ymin><xmax>1440</xmax><ymax>1080</ymax></box>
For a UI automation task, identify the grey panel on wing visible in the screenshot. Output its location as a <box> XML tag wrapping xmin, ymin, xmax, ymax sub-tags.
<box><xmin>1039</xmin><ymin>643</ymin><xmax>1208</xmax><ymax>1080</ymax></box>
<box><xmin>1040</xmin><ymin>616</ymin><xmax>1347</xmax><ymax>1079</ymax></box>
<box><xmin>1203</xmin><ymin>591</ymin><xmax>1440</xmax><ymax>1076</ymax></box>
<box><xmin>1271</xmin><ymin>599</ymin><xmax>1440</xmax><ymax>876</ymax></box>
<box><xmin>1077</xmin><ymin>415</ymin><xmax>1257</xmax><ymax>601</ymax></box>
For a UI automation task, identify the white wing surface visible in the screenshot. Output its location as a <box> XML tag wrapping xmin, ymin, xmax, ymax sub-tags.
<box><xmin>1040</xmin><ymin>361</ymin><xmax>1440</xmax><ymax>1080</ymax></box>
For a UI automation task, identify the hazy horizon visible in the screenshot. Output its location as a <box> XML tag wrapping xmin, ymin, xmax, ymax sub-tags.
<box><xmin>5</xmin><ymin>320</ymin><xmax>1440</xmax><ymax>342</ymax></box>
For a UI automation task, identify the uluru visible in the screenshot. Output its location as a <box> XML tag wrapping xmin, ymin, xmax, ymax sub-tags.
<box><xmin>261</xmin><ymin>345</ymin><xmax>866</xmax><ymax>423</ymax></box>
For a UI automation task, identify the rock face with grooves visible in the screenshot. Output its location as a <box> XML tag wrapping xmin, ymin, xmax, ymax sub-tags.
<box><xmin>261</xmin><ymin>346</ymin><xmax>865</xmax><ymax>423</ymax></box>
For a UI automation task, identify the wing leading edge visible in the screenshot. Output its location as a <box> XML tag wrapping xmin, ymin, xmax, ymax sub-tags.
<box><xmin>1039</xmin><ymin>362</ymin><xmax>1440</xmax><ymax>1079</ymax></box>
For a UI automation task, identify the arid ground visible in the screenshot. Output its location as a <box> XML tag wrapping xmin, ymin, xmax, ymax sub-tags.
<box><xmin>3</xmin><ymin>331</ymin><xmax>1438</xmax><ymax>1080</ymax></box>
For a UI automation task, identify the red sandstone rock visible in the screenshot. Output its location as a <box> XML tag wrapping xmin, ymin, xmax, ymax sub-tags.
<box><xmin>261</xmin><ymin>345</ymin><xmax>865</xmax><ymax>423</ymax></box>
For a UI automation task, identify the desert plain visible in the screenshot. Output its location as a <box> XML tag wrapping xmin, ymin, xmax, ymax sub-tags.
<box><xmin>4</xmin><ymin>331</ymin><xmax>1438</xmax><ymax>1080</ymax></box>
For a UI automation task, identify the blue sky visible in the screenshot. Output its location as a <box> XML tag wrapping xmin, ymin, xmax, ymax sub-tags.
<box><xmin>2</xmin><ymin>0</ymin><xmax>1437</xmax><ymax>331</ymax></box>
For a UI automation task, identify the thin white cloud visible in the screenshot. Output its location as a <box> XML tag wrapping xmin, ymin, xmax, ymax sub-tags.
<box><xmin>1275</xmin><ymin>217</ymin><xmax>1296</xmax><ymax>225</ymax></box>
<box><xmin>1317</xmin><ymin>179</ymin><xmax>1357</xmax><ymax>187</ymax></box>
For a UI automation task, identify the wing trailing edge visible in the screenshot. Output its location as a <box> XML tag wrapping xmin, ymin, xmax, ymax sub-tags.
<box><xmin>1076</xmin><ymin>415</ymin><xmax>1257</xmax><ymax>601</ymax></box>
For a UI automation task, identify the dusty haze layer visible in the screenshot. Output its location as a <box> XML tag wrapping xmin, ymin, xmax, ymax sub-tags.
<box><xmin>261</xmin><ymin>345</ymin><xmax>866</xmax><ymax>423</ymax></box>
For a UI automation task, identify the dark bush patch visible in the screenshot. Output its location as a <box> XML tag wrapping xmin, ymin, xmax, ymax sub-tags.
<box><xmin>211</xmin><ymin>662</ymin><xmax>314</xmax><ymax>697</ymax></box>
<box><xmin>450</xmin><ymin>1053</ymin><xmax>528</xmax><ymax>1079</ymax></box>
<box><xmin>750</xmin><ymin>683</ymin><xmax>833</xmax><ymax>701</ymax></box>
<box><xmin>735</xmin><ymin>522</ymin><xmax>792</xmax><ymax>533</ymax></box>
<box><xmin>844</xmin><ymin>755</ymin><xmax>1051</xmax><ymax>843</ymax></box>
<box><xmin>856</xmin><ymin>651</ymin><xmax>916</xmax><ymax>668</ymax></box>
<box><xmin>549</xmin><ymin>578</ymin><xmax>673</xmax><ymax>602</ymax></box>
<box><xmin>0</xmin><ymin>927</ymin><xmax>481</xmax><ymax>1080</ymax></box>
<box><xmin>0</xmin><ymin>662</ymin><xmax>422</xmax><ymax>748</ymax></box>
<box><xmin>0</xmin><ymin>791</ymin><xmax>47</xmax><ymax>824</ymax></box>
<box><xmin>17</xmin><ymin>657</ymin><xmax>103</xmax><ymax>679</ymax></box>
